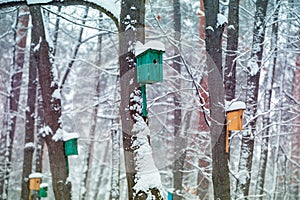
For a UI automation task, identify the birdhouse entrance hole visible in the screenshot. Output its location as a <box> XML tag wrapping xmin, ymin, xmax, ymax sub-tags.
<box><xmin>29</xmin><ymin>173</ymin><xmax>43</xmax><ymax>190</ymax></box>
<box><xmin>135</xmin><ymin>41</ymin><xmax>165</xmax><ymax>84</ymax></box>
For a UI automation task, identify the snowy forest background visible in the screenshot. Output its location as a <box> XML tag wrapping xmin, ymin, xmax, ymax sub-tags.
<box><xmin>0</xmin><ymin>0</ymin><xmax>299</xmax><ymax>199</ymax></box>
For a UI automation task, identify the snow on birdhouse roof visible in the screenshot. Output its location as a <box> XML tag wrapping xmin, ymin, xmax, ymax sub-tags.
<box><xmin>226</xmin><ymin>101</ymin><xmax>246</xmax><ymax>112</ymax></box>
<box><xmin>135</xmin><ymin>40</ymin><xmax>165</xmax><ymax>57</ymax></box>
<box><xmin>63</xmin><ymin>132</ymin><xmax>79</xmax><ymax>141</ymax></box>
<box><xmin>40</xmin><ymin>183</ymin><xmax>49</xmax><ymax>188</ymax></box>
<box><xmin>29</xmin><ymin>172</ymin><xmax>43</xmax><ymax>179</ymax></box>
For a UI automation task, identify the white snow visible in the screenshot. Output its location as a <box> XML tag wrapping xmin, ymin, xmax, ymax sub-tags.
<box><xmin>135</xmin><ymin>40</ymin><xmax>165</xmax><ymax>56</ymax></box>
<box><xmin>52</xmin><ymin>88</ymin><xmax>61</xmax><ymax>99</ymax></box>
<box><xmin>228</xmin><ymin>25</ymin><xmax>235</xmax><ymax>30</ymax></box>
<box><xmin>217</xmin><ymin>13</ymin><xmax>228</xmax><ymax>26</ymax></box>
<box><xmin>29</xmin><ymin>172</ymin><xmax>43</xmax><ymax>179</ymax></box>
<box><xmin>84</xmin><ymin>0</ymin><xmax>120</xmax><ymax>20</ymax></box>
<box><xmin>24</xmin><ymin>142</ymin><xmax>35</xmax><ymax>149</ymax></box>
<box><xmin>129</xmin><ymin>90</ymin><xmax>143</xmax><ymax>114</ymax></box>
<box><xmin>40</xmin><ymin>183</ymin><xmax>49</xmax><ymax>188</ymax></box>
<box><xmin>52</xmin><ymin>128</ymin><xmax>64</xmax><ymax>141</ymax></box>
<box><xmin>27</xmin><ymin>0</ymin><xmax>52</xmax><ymax>5</ymax></box>
<box><xmin>40</xmin><ymin>125</ymin><xmax>53</xmax><ymax>137</ymax></box>
<box><xmin>63</xmin><ymin>132</ymin><xmax>79</xmax><ymax>141</ymax></box>
<box><xmin>225</xmin><ymin>100</ymin><xmax>246</xmax><ymax>112</ymax></box>
<box><xmin>248</xmin><ymin>57</ymin><xmax>260</xmax><ymax>76</ymax></box>
<box><xmin>131</xmin><ymin>115</ymin><xmax>162</xmax><ymax>195</ymax></box>
<box><xmin>33</xmin><ymin>37</ymin><xmax>42</xmax><ymax>52</ymax></box>
<box><xmin>206</xmin><ymin>26</ymin><xmax>214</xmax><ymax>32</ymax></box>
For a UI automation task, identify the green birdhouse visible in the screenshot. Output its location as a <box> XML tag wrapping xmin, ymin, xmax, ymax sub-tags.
<box><xmin>38</xmin><ymin>183</ymin><xmax>48</xmax><ymax>198</ymax></box>
<box><xmin>63</xmin><ymin>133</ymin><xmax>79</xmax><ymax>156</ymax></box>
<box><xmin>136</xmin><ymin>41</ymin><xmax>165</xmax><ymax>84</ymax></box>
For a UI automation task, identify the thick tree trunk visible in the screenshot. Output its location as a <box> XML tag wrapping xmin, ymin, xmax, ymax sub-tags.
<box><xmin>119</xmin><ymin>1</ymin><xmax>144</xmax><ymax>199</ymax></box>
<box><xmin>119</xmin><ymin>0</ymin><xmax>163</xmax><ymax>199</ymax></box>
<box><xmin>203</xmin><ymin>0</ymin><xmax>230</xmax><ymax>199</ymax></box>
<box><xmin>235</xmin><ymin>0</ymin><xmax>269</xmax><ymax>198</ymax></box>
<box><xmin>29</xmin><ymin>5</ymin><xmax>71</xmax><ymax>200</ymax></box>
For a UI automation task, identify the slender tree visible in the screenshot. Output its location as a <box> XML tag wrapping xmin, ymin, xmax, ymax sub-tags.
<box><xmin>235</xmin><ymin>0</ymin><xmax>269</xmax><ymax>198</ymax></box>
<box><xmin>81</xmin><ymin>9</ymin><xmax>102</xmax><ymax>200</ymax></box>
<box><xmin>256</xmin><ymin>0</ymin><xmax>280</xmax><ymax>197</ymax></box>
<box><xmin>2</xmin><ymin>6</ymin><xmax>29</xmax><ymax>199</ymax></box>
<box><xmin>172</xmin><ymin>0</ymin><xmax>187</xmax><ymax>199</ymax></box>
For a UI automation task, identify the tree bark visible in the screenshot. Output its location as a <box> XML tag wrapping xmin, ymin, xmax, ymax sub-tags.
<box><xmin>119</xmin><ymin>1</ymin><xmax>144</xmax><ymax>199</ymax></box>
<box><xmin>235</xmin><ymin>0</ymin><xmax>269</xmax><ymax>198</ymax></box>
<box><xmin>256</xmin><ymin>0</ymin><xmax>279</xmax><ymax>198</ymax></box>
<box><xmin>20</xmin><ymin>6</ymin><xmax>38</xmax><ymax>200</ymax></box>
<box><xmin>29</xmin><ymin>5</ymin><xmax>71</xmax><ymax>200</ymax></box>
<box><xmin>172</xmin><ymin>0</ymin><xmax>186</xmax><ymax>199</ymax></box>
<box><xmin>224</xmin><ymin>0</ymin><xmax>239</xmax><ymax>102</ymax></box>
<box><xmin>203</xmin><ymin>0</ymin><xmax>230</xmax><ymax>199</ymax></box>
<box><xmin>81</xmin><ymin>10</ymin><xmax>102</xmax><ymax>200</ymax></box>
<box><xmin>110</xmin><ymin>126</ymin><xmax>120</xmax><ymax>200</ymax></box>
<box><xmin>119</xmin><ymin>0</ymin><xmax>163</xmax><ymax>199</ymax></box>
<box><xmin>2</xmin><ymin>6</ymin><xmax>29</xmax><ymax>199</ymax></box>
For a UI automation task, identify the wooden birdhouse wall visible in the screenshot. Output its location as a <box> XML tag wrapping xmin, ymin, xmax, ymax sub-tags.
<box><xmin>29</xmin><ymin>177</ymin><xmax>41</xmax><ymax>190</ymax></box>
<box><xmin>64</xmin><ymin>138</ymin><xmax>78</xmax><ymax>156</ymax></box>
<box><xmin>226</xmin><ymin>109</ymin><xmax>244</xmax><ymax>130</ymax></box>
<box><xmin>136</xmin><ymin>49</ymin><xmax>164</xmax><ymax>84</ymax></box>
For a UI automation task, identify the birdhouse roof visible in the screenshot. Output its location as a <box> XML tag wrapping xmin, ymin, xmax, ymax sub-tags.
<box><xmin>40</xmin><ymin>183</ymin><xmax>49</xmax><ymax>188</ymax></box>
<box><xmin>63</xmin><ymin>132</ymin><xmax>79</xmax><ymax>141</ymax></box>
<box><xmin>29</xmin><ymin>172</ymin><xmax>43</xmax><ymax>179</ymax></box>
<box><xmin>135</xmin><ymin>40</ymin><xmax>165</xmax><ymax>57</ymax></box>
<box><xmin>225</xmin><ymin>101</ymin><xmax>246</xmax><ymax>112</ymax></box>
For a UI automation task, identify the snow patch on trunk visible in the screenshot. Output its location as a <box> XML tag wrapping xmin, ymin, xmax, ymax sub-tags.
<box><xmin>24</xmin><ymin>142</ymin><xmax>35</xmax><ymax>150</ymax></box>
<box><xmin>131</xmin><ymin>115</ymin><xmax>163</xmax><ymax>195</ymax></box>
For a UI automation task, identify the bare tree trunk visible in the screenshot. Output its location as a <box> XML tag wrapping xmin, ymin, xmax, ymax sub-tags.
<box><xmin>35</xmin><ymin>84</ymin><xmax>45</xmax><ymax>174</ymax></box>
<box><xmin>119</xmin><ymin>0</ymin><xmax>144</xmax><ymax>199</ymax></box>
<box><xmin>94</xmin><ymin>140</ymin><xmax>110</xmax><ymax>200</ymax></box>
<box><xmin>290</xmin><ymin>29</ymin><xmax>300</xmax><ymax>199</ymax></box>
<box><xmin>110</xmin><ymin>125</ymin><xmax>120</xmax><ymax>200</ymax></box>
<box><xmin>20</xmin><ymin>6</ymin><xmax>38</xmax><ymax>199</ymax></box>
<box><xmin>81</xmin><ymin>11</ymin><xmax>102</xmax><ymax>200</ymax></box>
<box><xmin>235</xmin><ymin>0</ymin><xmax>269</xmax><ymax>198</ymax></box>
<box><xmin>203</xmin><ymin>0</ymin><xmax>230</xmax><ymax>199</ymax></box>
<box><xmin>2</xmin><ymin>6</ymin><xmax>29</xmax><ymax>199</ymax></box>
<box><xmin>224</xmin><ymin>0</ymin><xmax>239</xmax><ymax>102</ymax></box>
<box><xmin>29</xmin><ymin>5</ymin><xmax>71</xmax><ymax>199</ymax></box>
<box><xmin>119</xmin><ymin>0</ymin><xmax>163</xmax><ymax>199</ymax></box>
<box><xmin>197</xmin><ymin>2</ymin><xmax>210</xmax><ymax>195</ymax></box>
<box><xmin>256</xmin><ymin>1</ymin><xmax>280</xmax><ymax>198</ymax></box>
<box><xmin>172</xmin><ymin>0</ymin><xmax>186</xmax><ymax>199</ymax></box>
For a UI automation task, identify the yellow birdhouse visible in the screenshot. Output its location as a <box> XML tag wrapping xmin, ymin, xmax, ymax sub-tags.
<box><xmin>227</xmin><ymin>109</ymin><xmax>244</xmax><ymax>130</ymax></box>
<box><xmin>225</xmin><ymin>101</ymin><xmax>246</xmax><ymax>153</ymax></box>
<box><xmin>29</xmin><ymin>173</ymin><xmax>43</xmax><ymax>190</ymax></box>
